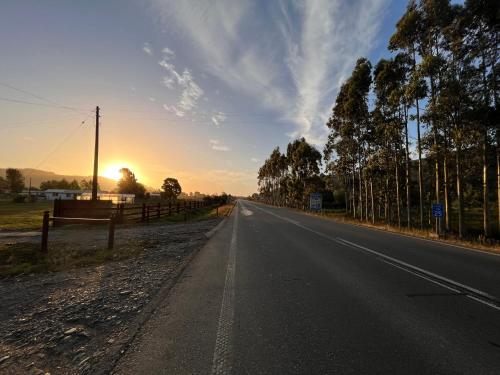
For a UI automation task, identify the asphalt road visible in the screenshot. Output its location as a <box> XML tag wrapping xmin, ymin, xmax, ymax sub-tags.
<box><xmin>114</xmin><ymin>200</ymin><xmax>500</xmax><ymax>374</ymax></box>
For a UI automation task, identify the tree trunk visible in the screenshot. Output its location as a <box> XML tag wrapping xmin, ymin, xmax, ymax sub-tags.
<box><xmin>456</xmin><ymin>142</ymin><xmax>464</xmax><ymax>239</ymax></box>
<box><xmin>370</xmin><ymin>178</ymin><xmax>375</xmax><ymax>224</ymax></box>
<box><xmin>358</xmin><ymin>163</ymin><xmax>363</xmax><ymax>220</ymax></box>
<box><xmin>413</xmin><ymin>49</ymin><xmax>424</xmax><ymax>230</ymax></box>
<box><xmin>443</xmin><ymin>139</ymin><xmax>451</xmax><ymax>232</ymax></box>
<box><xmin>483</xmin><ymin>129</ymin><xmax>490</xmax><ymax>237</ymax></box>
<box><xmin>416</xmin><ymin>98</ymin><xmax>424</xmax><ymax>230</ymax></box>
<box><xmin>395</xmin><ymin>154</ymin><xmax>401</xmax><ymax>228</ymax></box>
<box><xmin>364</xmin><ymin>176</ymin><xmax>369</xmax><ymax>222</ymax></box>
<box><xmin>404</xmin><ymin>107</ymin><xmax>411</xmax><ymax>229</ymax></box>
<box><xmin>352</xmin><ymin>169</ymin><xmax>356</xmax><ymax>219</ymax></box>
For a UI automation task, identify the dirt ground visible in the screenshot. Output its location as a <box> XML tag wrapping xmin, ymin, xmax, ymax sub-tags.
<box><xmin>0</xmin><ymin>217</ymin><xmax>223</xmax><ymax>374</ymax></box>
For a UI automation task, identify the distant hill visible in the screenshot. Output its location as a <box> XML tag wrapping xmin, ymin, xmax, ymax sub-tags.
<box><xmin>0</xmin><ymin>168</ymin><xmax>119</xmax><ymax>191</ymax></box>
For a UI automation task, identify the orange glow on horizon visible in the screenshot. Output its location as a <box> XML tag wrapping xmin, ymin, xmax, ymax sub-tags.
<box><xmin>102</xmin><ymin>162</ymin><xmax>142</xmax><ymax>182</ymax></box>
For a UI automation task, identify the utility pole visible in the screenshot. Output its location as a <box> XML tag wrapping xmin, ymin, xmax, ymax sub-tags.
<box><xmin>91</xmin><ymin>106</ymin><xmax>100</xmax><ymax>200</ymax></box>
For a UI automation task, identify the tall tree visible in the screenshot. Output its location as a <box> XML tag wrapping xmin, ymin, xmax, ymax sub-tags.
<box><xmin>162</xmin><ymin>177</ymin><xmax>182</xmax><ymax>200</ymax></box>
<box><xmin>117</xmin><ymin>168</ymin><xmax>146</xmax><ymax>198</ymax></box>
<box><xmin>389</xmin><ymin>0</ymin><xmax>428</xmax><ymax>229</ymax></box>
<box><xmin>5</xmin><ymin>168</ymin><xmax>25</xmax><ymax>193</ymax></box>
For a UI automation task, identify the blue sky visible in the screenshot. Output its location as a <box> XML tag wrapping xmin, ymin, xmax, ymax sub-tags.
<box><xmin>1</xmin><ymin>0</ymin><xmax>413</xmax><ymax>195</ymax></box>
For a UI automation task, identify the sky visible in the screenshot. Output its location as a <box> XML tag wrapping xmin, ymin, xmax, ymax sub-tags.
<box><xmin>0</xmin><ymin>0</ymin><xmax>412</xmax><ymax>196</ymax></box>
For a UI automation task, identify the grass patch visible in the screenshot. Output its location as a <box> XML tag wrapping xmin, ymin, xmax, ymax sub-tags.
<box><xmin>0</xmin><ymin>201</ymin><xmax>52</xmax><ymax>231</ymax></box>
<box><xmin>149</xmin><ymin>204</ymin><xmax>233</xmax><ymax>224</ymax></box>
<box><xmin>318</xmin><ymin>211</ymin><xmax>500</xmax><ymax>254</ymax></box>
<box><xmin>0</xmin><ymin>238</ymin><xmax>142</xmax><ymax>277</ymax></box>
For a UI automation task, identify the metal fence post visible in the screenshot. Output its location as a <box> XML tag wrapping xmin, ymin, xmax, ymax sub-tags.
<box><xmin>108</xmin><ymin>214</ymin><xmax>116</xmax><ymax>249</ymax></box>
<box><xmin>41</xmin><ymin>211</ymin><xmax>49</xmax><ymax>253</ymax></box>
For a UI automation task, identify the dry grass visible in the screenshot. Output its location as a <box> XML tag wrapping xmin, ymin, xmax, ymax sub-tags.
<box><xmin>0</xmin><ymin>201</ymin><xmax>51</xmax><ymax>230</ymax></box>
<box><xmin>0</xmin><ymin>239</ymin><xmax>142</xmax><ymax>278</ymax></box>
<box><xmin>317</xmin><ymin>211</ymin><xmax>500</xmax><ymax>255</ymax></box>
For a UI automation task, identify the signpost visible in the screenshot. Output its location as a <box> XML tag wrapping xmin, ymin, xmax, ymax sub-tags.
<box><xmin>432</xmin><ymin>203</ymin><xmax>443</xmax><ymax>236</ymax></box>
<box><xmin>309</xmin><ymin>193</ymin><xmax>322</xmax><ymax>212</ymax></box>
<box><xmin>432</xmin><ymin>203</ymin><xmax>443</xmax><ymax>218</ymax></box>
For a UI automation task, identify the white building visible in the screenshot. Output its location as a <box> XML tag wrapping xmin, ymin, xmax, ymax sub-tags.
<box><xmin>78</xmin><ymin>192</ymin><xmax>135</xmax><ymax>204</ymax></box>
<box><xmin>43</xmin><ymin>189</ymin><xmax>83</xmax><ymax>201</ymax></box>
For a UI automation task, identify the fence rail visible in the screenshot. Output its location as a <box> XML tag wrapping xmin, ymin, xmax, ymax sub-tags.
<box><xmin>40</xmin><ymin>200</ymin><xmax>226</xmax><ymax>253</ymax></box>
<box><xmin>41</xmin><ymin>211</ymin><xmax>115</xmax><ymax>253</ymax></box>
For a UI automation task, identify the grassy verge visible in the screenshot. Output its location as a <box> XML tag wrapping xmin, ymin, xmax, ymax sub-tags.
<box><xmin>0</xmin><ymin>204</ymin><xmax>232</xmax><ymax>277</ymax></box>
<box><xmin>0</xmin><ymin>240</ymin><xmax>142</xmax><ymax>278</ymax></box>
<box><xmin>317</xmin><ymin>210</ymin><xmax>500</xmax><ymax>255</ymax></box>
<box><xmin>152</xmin><ymin>203</ymin><xmax>234</xmax><ymax>224</ymax></box>
<box><xmin>0</xmin><ymin>201</ymin><xmax>51</xmax><ymax>231</ymax></box>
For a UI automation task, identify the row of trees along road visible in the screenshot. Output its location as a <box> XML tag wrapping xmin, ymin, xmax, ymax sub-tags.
<box><xmin>259</xmin><ymin>0</ymin><xmax>499</xmax><ymax>240</ymax></box>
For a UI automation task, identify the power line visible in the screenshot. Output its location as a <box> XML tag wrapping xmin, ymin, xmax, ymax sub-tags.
<box><xmin>0</xmin><ymin>96</ymin><xmax>91</xmax><ymax>113</ymax></box>
<box><xmin>0</xmin><ymin>114</ymin><xmax>82</xmax><ymax>131</ymax></box>
<box><xmin>34</xmin><ymin>111</ymin><xmax>94</xmax><ymax>169</ymax></box>
<box><xmin>0</xmin><ymin>82</ymin><xmax>65</xmax><ymax>107</ymax></box>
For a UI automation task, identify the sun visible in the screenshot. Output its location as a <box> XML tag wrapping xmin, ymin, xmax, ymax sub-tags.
<box><xmin>102</xmin><ymin>164</ymin><xmax>126</xmax><ymax>181</ymax></box>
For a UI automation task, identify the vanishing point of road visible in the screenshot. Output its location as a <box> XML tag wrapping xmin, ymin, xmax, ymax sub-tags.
<box><xmin>114</xmin><ymin>200</ymin><xmax>500</xmax><ymax>374</ymax></box>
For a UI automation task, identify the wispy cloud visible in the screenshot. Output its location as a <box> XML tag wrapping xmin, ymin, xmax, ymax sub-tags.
<box><xmin>143</xmin><ymin>42</ymin><xmax>153</xmax><ymax>56</ymax></box>
<box><xmin>209</xmin><ymin>139</ymin><xmax>230</xmax><ymax>152</ymax></box>
<box><xmin>149</xmin><ymin>0</ymin><xmax>389</xmax><ymax>145</ymax></box>
<box><xmin>250</xmin><ymin>157</ymin><xmax>259</xmax><ymax>163</ymax></box>
<box><xmin>159</xmin><ymin>47</ymin><xmax>204</xmax><ymax>117</ymax></box>
<box><xmin>211</xmin><ymin>111</ymin><xmax>226</xmax><ymax>127</ymax></box>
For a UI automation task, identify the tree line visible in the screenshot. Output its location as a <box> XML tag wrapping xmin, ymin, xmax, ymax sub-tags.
<box><xmin>258</xmin><ymin>0</ymin><xmax>499</xmax><ymax>239</ymax></box>
<box><xmin>1</xmin><ymin>167</ymin><xmax>228</xmax><ymax>204</ymax></box>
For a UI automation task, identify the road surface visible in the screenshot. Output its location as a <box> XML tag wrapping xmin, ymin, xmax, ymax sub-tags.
<box><xmin>114</xmin><ymin>200</ymin><xmax>500</xmax><ymax>374</ymax></box>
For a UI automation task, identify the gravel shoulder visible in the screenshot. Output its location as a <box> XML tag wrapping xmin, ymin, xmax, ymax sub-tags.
<box><xmin>0</xmin><ymin>217</ymin><xmax>224</xmax><ymax>375</ymax></box>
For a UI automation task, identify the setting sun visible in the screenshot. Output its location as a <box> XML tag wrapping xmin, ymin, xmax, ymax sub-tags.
<box><xmin>102</xmin><ymin>164</ymin><xmax>126</xmax><ymax>181</ymax></box>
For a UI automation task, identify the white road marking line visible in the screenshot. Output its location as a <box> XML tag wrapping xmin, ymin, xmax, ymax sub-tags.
<box><xmin>379</xmin><ymin>259</ymin><xmax>462</xmax><ymax>294</ymax></box>
<box><xmin>211</xmin><ymin>202</ymin><xmax>239</xmax><ymax>375</ymax></box>
<box><xmin>336</xmin><ymin>238</ymin><xmax>499</xmax><ymax>303</ymax></box>
<box><xmin>248</xmin><ymin>202</ymin><xmax>500</xmax><ymax>311</ymax></box>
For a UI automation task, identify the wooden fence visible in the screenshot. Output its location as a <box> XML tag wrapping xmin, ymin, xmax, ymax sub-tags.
<box><xmin>40</xmin><ymin>200</ymin><xmax>223</xmax><ymax>252</ymax></box>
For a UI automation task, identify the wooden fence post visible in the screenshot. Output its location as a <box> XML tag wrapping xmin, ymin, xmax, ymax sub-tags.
<box><xmin>168</xmin><ymin>202</ymin><xmax>172</xmax><ymax>216</ymax></box>
<box><xmin>41</xmin><ymin>211</ymin><xmax>50</xmax><ymax>253</ymax></box>
<box><xmin>108</xmin><ymin>214</ymin><xmax>116</xmax><ymax>249</ymax></box>
<box><xmin>146</xmin><ymin>205</ymin><xmax>150</xmax><ymax>222</ymax></box>
<box><xmin>141</xmin><ymin>203</ymin><xmax>146</xmax><ymax>221</ymax></box>
<box><xmin>177</xmin><ymin>202</ymin><xmax>180</xmax><ymax>214</ymax></box>
<box><xmin>157</xmin><ymin>202</ymin><xmax>161</xmax><ymax>218</ymax></box>
<box><xmin>184</xmin><ymin>201</ymin><xmax>187</xmax><ymax>222</ymax></box>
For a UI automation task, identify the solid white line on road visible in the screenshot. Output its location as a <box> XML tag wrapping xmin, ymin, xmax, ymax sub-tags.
<box><xmin>211</xmin><ymin>202</ymin><xmax>239</xmax><ymax>375</ymax></box>
<box><xmin>247</xmin><ymin>202</ymin><xmax>500</xmax><ymax>312</ymax></box>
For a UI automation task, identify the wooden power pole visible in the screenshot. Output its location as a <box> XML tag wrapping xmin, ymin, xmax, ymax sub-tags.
<box><xmin>91</xmin><ymin>106</ymin><xmax>100</xmax><ymax>200</ymax></box>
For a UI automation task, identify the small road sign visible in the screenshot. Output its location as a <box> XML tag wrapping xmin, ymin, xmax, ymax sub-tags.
<box><xmin>310</xmin><ymin>193</ymin><xmax>322</xmax><ymax>211</ymax></box>
<box><xmin>432</xmin><ymin>203</ymin><xmax>444</xmax><ymax>218</ymax></box>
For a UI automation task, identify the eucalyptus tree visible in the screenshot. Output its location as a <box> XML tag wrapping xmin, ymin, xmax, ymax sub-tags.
<box><xmin>417</xmin><ymin>0</ymin><xmax>454</xmax><ymax>233</ymax></box>
<box><xmin>325</xmin><ymin>59</ymin><xmax>372</xmax><ymax>220</ymax></box>
<box><xmin>438</xmin><ymin>3</ymin><xmax>473</xmax><ymax>238</ymax></box>
<box><xmin>373</xmin><ymin>58</ymin><xmax>406</xmax><ymax>227</ymax></box>
<box><xmin>389</xmin><ymin>0</ymin><xmax>428</xmax><ymax>229</ymax></box>
<box><xmin>286</xmin><ymin>138</ymin><xmax>322</xmax><ymax>208</ymax></box>
<box><xmin>462</xmin><ymin>0</ymin><xmax>499</xmax><ymax>236</ymax></box>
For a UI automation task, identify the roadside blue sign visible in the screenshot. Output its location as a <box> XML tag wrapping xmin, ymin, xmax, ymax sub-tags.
<box><xmin>432</xmin><ymin>203</ymin><xmax>443</xmax><ymax>218</ymax></box>
<box><xmin>310</xmin><ymin>193</ymin><xmax>322</xmax><ymax>211</ymax></box>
